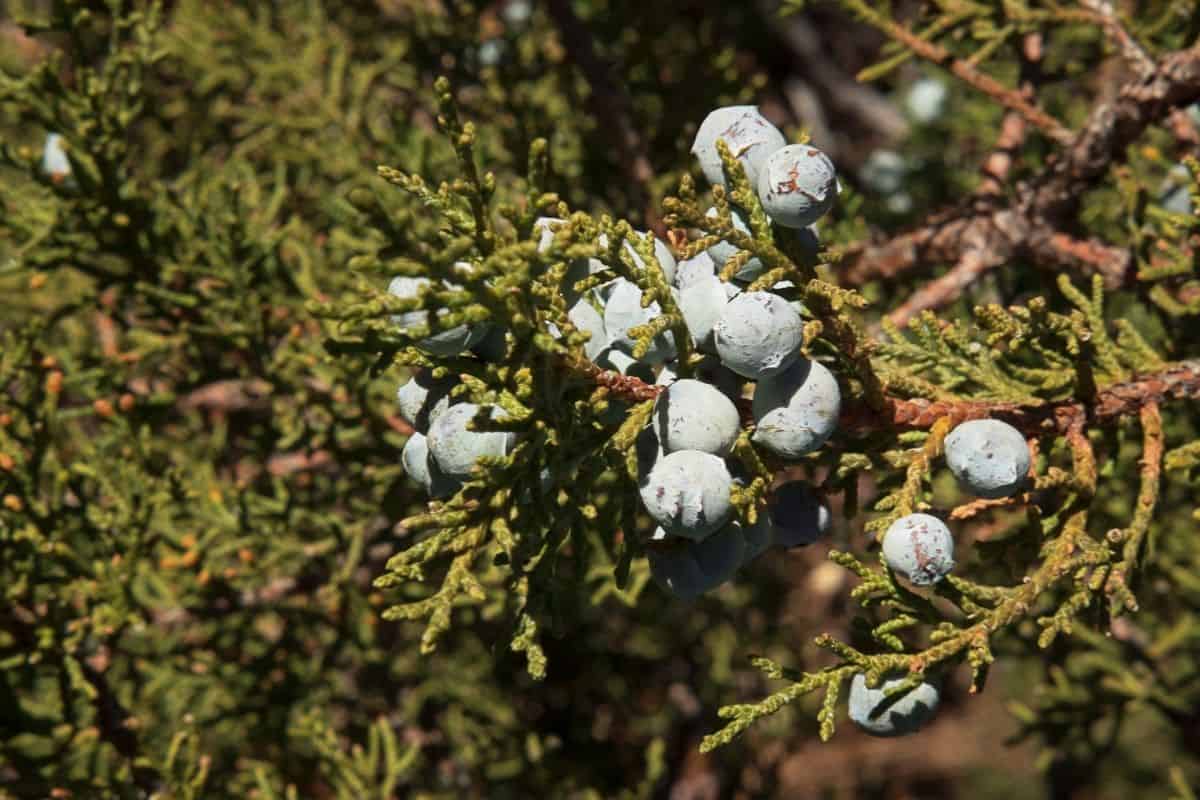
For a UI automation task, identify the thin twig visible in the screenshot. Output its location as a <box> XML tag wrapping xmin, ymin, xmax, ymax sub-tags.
<box><xmin>978</xmin><ymin>34</ymin><xmax>1040</xmax><ymax>196</ymax></box>
<box><xmin>1104</xmin><ymin>400</ymin><xmax>1164</xmax><ymax>613</ymax></box>
<box><xmin>842</xmin><ymin>359</ymin><xmax>1200</xmax><ymax>435</ymax></box>
<box><xmin>845</xmin><ymin>0</ymin><xmax>1071</xmax><ymax>143</ymax></box>
<box><xmin>841</xmin><ymin>45</ymin><xmax>1200</xmax><ymax>304</ymax></box>
<box><xmin>1081</xmin><ymin>0</ymin><xmax>1156</xmax><ymax>78</ymax></box>
<box><xmin>886</xmin><ymin>248</ymin><xmax>1000</xmax><ymax>329</ymax></box>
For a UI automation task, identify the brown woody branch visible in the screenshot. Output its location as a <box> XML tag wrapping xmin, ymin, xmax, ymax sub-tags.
<box><xmin>1081</xmin><ymin>0</ymin><xmax>1155</xmax><ymax>78</ymax></box>
<box><xmin>1103</xmin><ymin>399</ymin><xmax>1163</xmax><ymax>612</ymax></box>
<box><xmin>978</xmin><ymin>109</ymin><xmax>1028</xmax><ymax>197</ymax></box>
<box><xmin>577</xmin><ymin>339</ymin><xmax>1200</xmax><ymax>438</ymax></box>
<box><xmin>847</xmin><ymin>1</ymin><xmax>1070</xmax><ymax>143</ymax></box>
<box><xmin>567</xmin><ymin>354</ymin><xmax>662</xmax><ymax>402</ymax></box>
<box><xmin>1033</xmin><ymin>45</ymin><xmax>1200</xmax><ymax>219</ymax></box>
<box><xmin>841</xmin><ymin>358</ymin><xmax>1200</xmax><ymax>435</ymax></box>
<box><xmin>886</xmin><ymin>246</ymin><xmax>1000</xmax><ymax>329</ymax></box>
<box><xmin>840</xmin><ymin>44</ymin><xmax>1200</xmax><ymax>314</ymax></box>
<box><xmin>977</xmin><ymin>33</ymin><xmax>1040</xmax><ymax>197</ymax></box>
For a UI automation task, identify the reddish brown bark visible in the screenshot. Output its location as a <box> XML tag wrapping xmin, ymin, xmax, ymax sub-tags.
<box><xmin>840</xmin><ymin>45</ymin><xmax>1200</xmax><ymax>320</ymax></box>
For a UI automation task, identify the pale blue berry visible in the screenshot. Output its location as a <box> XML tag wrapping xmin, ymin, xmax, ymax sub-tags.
<box><xmin>567</xmin><ymin>291</ymin><xmax>608</xmax><ymax>362</ymax></box>
<box><xmin>751</xmin><ymin>359</ymin><xmax>840</xmax><ymax>458</ymax></box>
<box><xmin>502</xmin><ymin>0</ymin><xmax>532</xmax><ymax>25</ymax></box>
<box><xmin>674</xmin><ymin>251</ymin><xmax>717</xmax><ymax>291</ymax></box>
<box><xmin>905</xmin><ymin>77</ymin><xmax>948</xmax><ymax>123</ymax></box>
<box><xmin>692</xmin><ymin>106</ymin><xmax>787</xmax><ymax>189</ymax></box>
<box><xmin>477</xmin><ymin>39</ymin><xmax>505</xmax><ymax>67</ymax></box>
<box><xmin>756</xmin><ymin>144</ymin><xmax>838</xmax><ymax>229</ymax></box>
<box><xmin>401</xmin><ymin>432</ymin><xmax>461</xmax><ymax>498</ymax></box>
<box><xmin>881</xmin><ymin>513</ymin><xmax>954</xmax><ymax>586</ymax></box>
<box><xmin>536</xmin><ymin>217</ymin><xmax>610</xmax><ymax>301</ymax></box>
<box><xmin>944</xmin><ymin>419</ymin><xmax>1030</xmax><ymax>499</ymax></box>
<box><xmin>42</xmin><ymin>133</ymin><xmax>71</xmax><ymax>180</ymax></box>
<box><xmin>534</xmin><ymin>216</ymin><xmax>565</xmax><ymax>252</ymax></box>
<box><xmin>713</xmin><ymin>291</ymin><xmax>803</xmax><ymax>380</ymax></box>
<box><xmin>639</xmin><ymin>450</ymin><xmax>735</xmax><ymax>540</ymax></box>
<box><xmin>656</xmin><ymin>356</ymin><xmax>743</xmax><ymax>401</ymax></box>
<box><xmin>597</xmin><ymin>231</ymin><xmax>677</xmax><ymax>285</ymax></box>
<box><xmin>603</xmin><ymin>278</ymin><xmax>677</xmax><ymax>365</ymax></box>
<box><xmin>860</xmin><ymin>149</ymin><xmax>907</xmax><ymax>195</ymax></box>
<box><xmin>653</xmin><ymin>378</ymin><xmax>740</xmax><ymax>457</ymax></box>
<box><xmin>705</xmin><ymin>206</ymin><xmax>764</xmax><ymax>282</ymax></box>
<box><xmin>646</xmin><ymin>522</ymin><xmax>745</xmax><ymax>600</ymax></box>
<box><xmin>426</xmin><ymin>403</ymin><xmax>517</xmax><ymax>479</ymax></box>
<box><xmin>396</xmin><ymin>372</ymin><xmax>454</xmax><ymax>432</ymax></box>
<box><xmin>595</xmin><ymin>347</ymin><xmax>655</xmax><ymax>383</ymax></box>
<box><xmin>1161</xmin><ymin>164</ymin><xmax>1193</xmax><ymax>215</ymax></box>
<box><xmin>387</xmin><ymin>275</ymin><xmax>486</xmax><ymax>356</ymax></box>
<box><xmin>679</xmin><ymin>274</ymin><xmax>738</xmax><ymax>352</ymax></box>
<box><xmin>848</xmin><ymin>672</ymin><xmax>941</xmax><ymax>737</ymax></box>
<box><xmin>628</xmin><ymin>232</ymin><xmax>678</xmax><ymax>285</ymax></box>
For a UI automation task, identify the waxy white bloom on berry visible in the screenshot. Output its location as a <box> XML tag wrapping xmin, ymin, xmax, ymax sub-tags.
<box><xmin>603</xmin><ymin>278</ymin><xmax>678</xmax><ymax>365</ymax></box>
<box><xmin>756</xmin><ymin>144</ymin><xmax>838</xmax><ymax>228</ymax></box>
<box><xmin>679</xmin><ymin>274</ymin><xmax>738</xmax><ymax>352</ymax></box>
<box><xmin>426</xmin><ymin>403</ymin><xmax>517</xmax><ymax>479</ymax></box>
<box><xmin>396</xmin><ymin>373</ymin><xmax>454</xmax><ymax>432</ymax></box>
<box><xmin>387</xmin><ymin>275</ymin><xmax>486</xmax><ymax>356</ymax></box>
<box><xmin>401</xmin><ymin>432</ymin><xmax>461</xmax><ymax>498</ymax></box>
<box><xmin>751</xmin><ymin>358</ymin><xmax>841</xmax><ymax>458</ymax></box>
<box><xmin>705</xmin><ymin>206</ymin><xmax>765</xmax><ymax>282</ymax></box>
<box><xmin>944</xmin><ymin>419</ymin><xmax>1031</xmax><ymax>499</ymax></box>
<box><xmin>848</xmin><ymin>672</ymin><xmax>941</xmax><ymax>737</ymax></box>
<box><xmin>881</xmin><ymin>513</ymin><xmax>955</xmax><ymax>586</ymax></box>
<box><xmin>652</xmin><ymin>378</ymin><xmax>741</xmax><ymax>457</ymax></box>
<box><xmin>692</xmin><ymin>106</ymin><xmax>787</xmax><ymax>189</ymax></box>
<box><xmin>639</xmin><ymin>450</ymin><xmax>735</xmax><ymax>540</ymax></box>
<box><xmin>713</xmin><ymin>291</ymin><xmax>803</xmax><ymax>380</ymax></box>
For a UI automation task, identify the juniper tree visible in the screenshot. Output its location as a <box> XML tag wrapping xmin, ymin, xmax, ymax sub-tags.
<box><xmin>4</xmin><ymin>1</ymin><xmax>1200</xmax><ymax>798</ymax></box>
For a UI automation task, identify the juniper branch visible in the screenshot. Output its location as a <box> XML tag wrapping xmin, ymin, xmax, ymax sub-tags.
<box><xmin>842</xmin><ymin>358</ymin><xmax>1200</xmax><ymax>436</ymax></box>
<box><xmin>840</xmin><ymin>42</ymin><xmax>1200</xmax><ymax>311</ymax></box>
